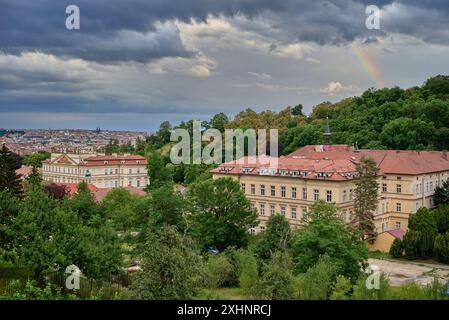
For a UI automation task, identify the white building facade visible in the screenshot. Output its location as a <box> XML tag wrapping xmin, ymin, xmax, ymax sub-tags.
<box><xmin>42</xmin><ymin>153</ymin><xmax>149</xmax><ymax>189</ymax></box>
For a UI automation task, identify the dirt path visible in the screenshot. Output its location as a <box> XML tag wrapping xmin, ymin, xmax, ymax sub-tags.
<box><xmin>368</xmin><ymin>258</ymin><xmax>449</xmax><ymax>286</ymax></box>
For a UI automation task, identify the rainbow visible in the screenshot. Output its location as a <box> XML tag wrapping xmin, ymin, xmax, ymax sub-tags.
<box><xmin>350</xmin><ymin>43</ymin><xmax>386</xmax><ymax>88</ymax></box>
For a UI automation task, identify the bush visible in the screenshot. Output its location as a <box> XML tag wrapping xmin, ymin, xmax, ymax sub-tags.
<box><xmin>352</xmin><ymin>272</ymin><xmax>390</xmax><ymax>300</ymax></box>
<box><xmin>258</xmin><ymin>251</ymin><xmax>294</xmax><ymax>300</ymax></box>
<box><xmin>204</xmin><ymin>253</ymin><xmax>234</xmax><ymax>289</ymax></box>
<box><xmin>293</xmin><ymin>255</ymin><xmax>336</xmax><ymax>300</ymax></box>
<box><xmin>330</xmin><ymin>275</ymin><xmax>352</xmax><ymax>300</ymax></box>
<box><xmin>235</xmin><ymin>250</ymin><xmax>259</xmax><ymax>298</ymax></box>
<box><xmin>389</xmin><ymin>238</ymin><xmax>404</xmax><ymax>258</ymax></box>
<box><xmin>403</xmin><ymin>230</ymin><xmax>420</xmax><ymax>260</ymax></box>
<box><xmin>433</xmin><ymin>232</ymin><xmax>449</xmax><ymax>264</ymax></box>
<box><xmin>389</xmin><ymin>281</ymin><xmax>428</xmax><ymax>300</ymax></box>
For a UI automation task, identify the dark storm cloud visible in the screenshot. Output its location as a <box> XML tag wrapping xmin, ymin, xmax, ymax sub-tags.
<box><xmin>2</xmin><ymin>0</ymin><xmax>449</xmax><ymax>63</ymax></box>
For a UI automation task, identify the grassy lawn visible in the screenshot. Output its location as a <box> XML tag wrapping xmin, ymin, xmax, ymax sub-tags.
<box><xmin>368</xmin><ymin>251</ymin><xmax>391</xmax><ymax>260</ymax></box>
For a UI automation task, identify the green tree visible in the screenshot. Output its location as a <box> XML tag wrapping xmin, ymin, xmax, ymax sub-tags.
<box><xmin>68</xmin><ymin>182</ymin><xmax>99</xmax><ymax>223</ymax></box>
<box><xmin>12</xmin><ymin>188</ymin><xmax>83</xmax><ymax>279</ymax></box>
<box><xmin>380</xmin><ymin>117</ymin><xmax>434</xmax><ymax>150</ymax></box>
<box><xmin>291</xmin><ymin>201</ymin><xmax>368</xmax><ymax>282</ymax></box>
<box><xmin>259</xmin><ymin>251</ymin><xmax>294</xmax><ymax>300</ymax></box>
<box><xmin>23</xmin><ymin>151</ymin><xmax>50</xmax><ymax>168</ymax></box>
<box><xmin>0</xmin><ymin>145</ymin><xmax>23</xmax><ymax>198</ymax></box>
<box><xmin>330</xmin><ymin>275</ymin><xmax>352</xmax><ymax>300</ymax></box>
<box><xmin>146</xmin><ymin>149</ymin><xmax>172</xmax><ymax>190</ymax></box>
<box><xmin>157</xmin><ymin>121</ymin><xmax>172</xmax><ymax>144</ymax></box>
<box><xmin>434</xmin><ymin>179</ymin><xmax>449</xmax><ymax>207</ymax></box>
<box><xmin>403</xmin><ymin>230</ymin><xmax>420</xmax><ymax>260</ymax></box>
<box><xmin>101</xmin><ymin>188</ymin><xmax>139</xmax><ymax>231</ymax></box>
<box><xmin>0</xmin><ymin>190</ymin><xmax>19</xmax><ymax>251</ymax></box>
<box><xmin>209</xmin><ymin>113</ymin><xmax>229</xmax><ymax>132</ymax></box>
<box><xmin>236</xmin><ymin>249</ymin><xmax>259</xmax><ymax>298</ymax></box>
<box><xmin>389</xmin><ymin>238</ymin><xmax>404</xmax><ymax>258</ymax></box>
<box><xmin>187</xmin><ymin>178</ymin><xmax>257</xmax><ymax>250</ymax></box>
<box><xmin>25</xmin><ymin>167</ymin><xmax>42</xmax><ymax>188</ymax></box>
<box><xmin>353</xmin><ymin>157</ymin><xmax>379</xmax><ymax>242</ymax></box>
<box><xmin>147</xmin><ymin>183</ymin><xmax>187</xmax><ymax>230</ymax></box>
<box><xmin>293</xmin><ymin>255</ymin><xmax>336</xmax><ymax>300</ymax></box>
<box><xmin>130</xmin><ymin>225</ymin><xmax>203</xmax><ymax>300</ymax></box>
<box><xmin>203</xmin><ymin>253</ymin><xmax>234</xmax><ymax>289</ymax></box>
<box><xmin>433</xmin><ymin>232</ymin><xmax>449</xmax><ymax>264</ymax></box>
<box><xmin>78</xmin><ymin>216</ymin><xmax>123</xmax><ymax>280</ymax></box>
<box><xmin>292</xmin><ymin>104</ymin><xmax>304</xmax><ymax>116</ymax></box>
<box><xmin>253</xmin><ymin>214</ymin><xmax>292</xmax><ymax>261</ymax></box>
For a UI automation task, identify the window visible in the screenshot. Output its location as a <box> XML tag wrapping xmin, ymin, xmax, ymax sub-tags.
<box><xmin>349</xmin><ymin>189</ymin><xmax>353</xmax><ymax>201</ymax></box>
<box><xmin>260</xmin><ymin>184</ymin><xmax>265</xmax><ymax>195</ymax></box>
<box><xmin>326</xmin><ymin>190</ymin><xmax>332</xmax><ymax>203</ymax></box>
<box><xmin>291</xmin><ymin>207</ymin><xmax>297</xmax><ymax>219</ymax></box>
<box><xmin>137</xmin><ymin>168</ymin><xmax>140</xmax><ymax>174</ymax></box>
<box><xmin>291</xmin><ymin>187</ymin><xmax>297</xmax><ymax>199</ymax></box>
<box><xmin>382</xmin><ymin>183</ymin><xmax>387</xmax><ymax>192</ymax></box>
<box><xmin>396</xmin><ymin>184</ymin><xmax>402</xmax><ymax>193</ymax></box>
<box><xmin>270</xmin><ymin>205</ymin><xmax>275</xmax><ymax>216</ymax></box>
<box><xmin>343</xmin><ymin>190</ymin><xmax>347</xmax><ymax>202</ymax></box>
<box><xmin>136</xmin><ymin>180</ymin><xmax>140</xmax><ymax>187</ymax></box>
<box><xmin>301</xmin><ymin>207</ymin><xmax>307</xmax><ymax>219</ymax></box>
<box><xmin>395</xmin><ymin>222</ymin><xmax>401</xmax><ymax>229</ymax></box>
<box><xmin>251</xmin><ymin>184</ymin><xmax>256</xmax><ymax>195</ymax></box>
<box><xmin>280</xmin><ymin>206</ymin><xmax>286</xmax><ymax>216</ymax></box>
<box><xmin>415</xmin><ymin>184</ymin><xmax>419</xmax><ymax>194</ymax></box>
<box><xmin>281</xmin><ymin>186</ymin><xmax>286</xmax><ymax>198</ymax></box>
<box><xmin>129</xmin><ymin>169</ymin><xmax>132</xmax><ymax>174</ymax></box>
<box><xmin>396</xmin><ymin>203</ymin><xmax>402</xmax><ymax>212</ymax></box>
<box><xmin>259</xmin><ymin>204</ymin><xmax>265</xmax><ymax>216</ymax></box>
<box><xmin>302</xmin><ymin>187</ymin><xmax>307</xmax><ymax>200</ymax></box>
<box><xmin>270</xmin><ymin>185</ymin><xmax>276</xmax><ymax>196</ymax></box>
<box><xmin>382</xmin><ymin>223</ymin><xmax>386</xmax><ymax>232</ymax></box>
<box><xmin>313</xmin><ymin>189</ymin><xmax>319</xmax><ymax>201</ymax></box>
<box><xmin>241</xmin><ymin>183</ymin><xmax>246</xmax><ymax>192</ymax></box>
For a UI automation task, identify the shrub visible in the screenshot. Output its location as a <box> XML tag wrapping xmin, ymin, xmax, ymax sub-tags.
<box><xmin>389</xmin><ymin>238</ymin><xmax>404</xmax><ymax>258</ymax></box>
<box><xmin>330</xmin><ymin>275</ymin><xmax>352</xmax><ymax>300</ymax></box>
<box><xmin>235</xmin><ymin>249</ymin><xmax>259</xmax><ymax>298</ymax></box>
<box><xmin>204</xmin><ymin>253</ymin><xmax>234</xmax><ymax>289</ymax></box>
<box><xmin>293</xmin><ymin>255</ymin><xmax>336</xmax><ymax>300</ymax></box>
<box><xmin>352</xmin><ymin>272</ymin><xmax>390</xmax><ymax>300</ymax></box>
<box><xmin>433</xmin><ymin>232</ymin><xmax>449</xmax><ymax>264</ymax></box>
<box><xmin>403</xmin><ymin>230</ymin><xmax>420</xmax><ymax>260</ymax></box>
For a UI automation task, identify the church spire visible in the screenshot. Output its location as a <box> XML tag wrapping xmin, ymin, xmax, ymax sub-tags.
<box><xmin>323</xmin><ymin>117</ymin><xmax>331</xmax><ymax>145</ymax></box>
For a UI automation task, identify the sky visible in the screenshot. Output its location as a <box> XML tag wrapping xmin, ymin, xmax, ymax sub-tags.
<box><xmin>1</xmin><ymin>0</ymin><xmax>449</xmax><ymax>131</ymax></box>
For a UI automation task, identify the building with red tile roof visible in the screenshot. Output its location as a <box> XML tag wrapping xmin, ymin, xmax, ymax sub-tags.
<box><xmin>211</xmin><ymin>127</ymin><xmax>449</xmax><ymax>252</ymax></box>
<box><xmin>42</xmin><ymin>153</ymin><xmax>149</xmax><ymax>189</ymax></box>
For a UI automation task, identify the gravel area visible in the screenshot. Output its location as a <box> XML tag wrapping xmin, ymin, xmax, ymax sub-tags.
<box><xmin>368</xmin><ymin>258</ymin><xmax>449</xmax><ymax>286</ymax></box>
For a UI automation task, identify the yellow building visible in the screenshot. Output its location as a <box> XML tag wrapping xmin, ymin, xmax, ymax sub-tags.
<box><xmin>42</xmin><ymin>153</ymin><xmax>149</xmax><ymax>189</ymax></box>
<box><xmin>211</xmin><ymin>131</ymin><xmax>449</xmax><ymax>251</ymax></box>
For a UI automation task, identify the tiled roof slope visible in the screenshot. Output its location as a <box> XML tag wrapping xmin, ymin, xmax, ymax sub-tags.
<box><xmin>288</xmin><ymin>145</ymin><xmax>449</xmax><ymax>175</ymax></box>
<box><xmin>211</xmin><ymin>144</ymin><xmax>449</xmax><ymax>180</ymax></box>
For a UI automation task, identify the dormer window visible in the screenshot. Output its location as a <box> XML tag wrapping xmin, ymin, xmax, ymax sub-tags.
<box><xmin>242</xmin><ymin>168</ymin><xmax>253</xmax><ymax>174</ymax></box>
<box><xmin>104</xmin><ymin>160</ymin><xmax>108</xmax><ymax>165</ymax></box>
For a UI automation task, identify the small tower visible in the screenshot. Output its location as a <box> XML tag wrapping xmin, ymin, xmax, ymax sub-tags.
<box><xmin>323</xmin><ymin>117</ymin><xmax>331</xmax><ymax>146</ymax></box>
